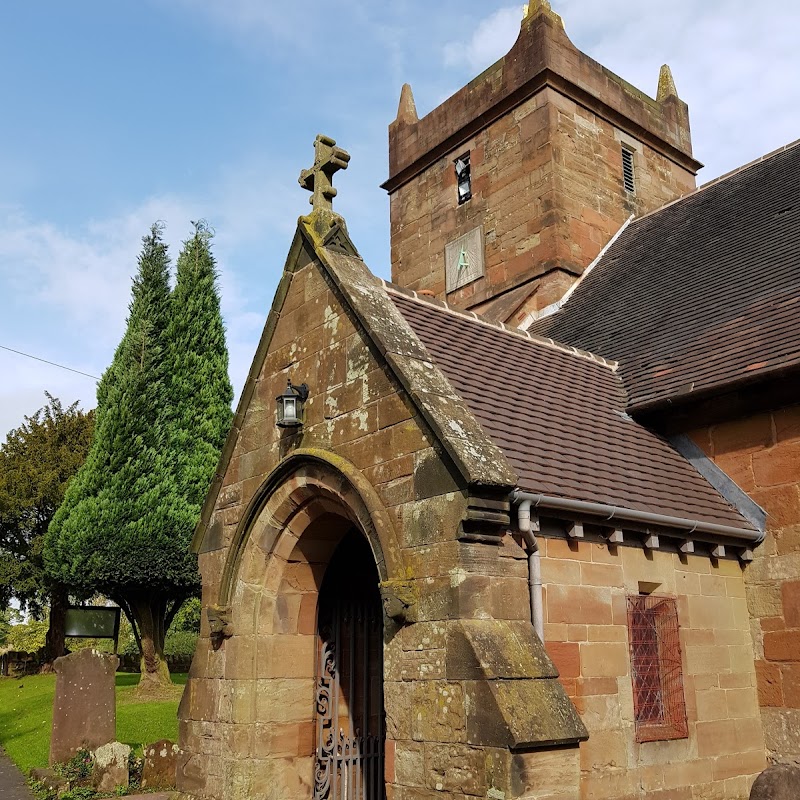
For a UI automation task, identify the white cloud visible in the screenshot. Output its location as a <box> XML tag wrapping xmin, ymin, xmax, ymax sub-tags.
<box><xmin>0</xmin><ymin>154</ymin><xmax>304</xmax><ymax>438</ymax></box>
<box><xmin>443</xmin><ymin>6</ymin><xmax>523</xmax><ymax>72</ymax></box>
<box><xmin>440</xmin><ymin>1</ymin><xmax>800</xmax><ymax>182</ymax></box>
<box><xmin>0</xmin><ymin>198</ymin><xmax>197</xmax><ymax>350</ymax></box>
<box><xmin>4</xmin><ymin>0</ymin><xmax>799</xmax><ymax>439</ymax></box>
<box><xmin>0</xmin><ymin>345</ymin><xmax>99</xmax><ymax>447</ymax></box>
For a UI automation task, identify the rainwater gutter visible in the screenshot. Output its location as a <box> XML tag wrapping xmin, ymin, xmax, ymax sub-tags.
<box><xmin>511</xmin><ymin>488</ymin><xmax>764</xmax><ymax>639</ymax></box>
<box><xmin>511</xmin><ymin>489</ymin><xmax>765</xmax><ymax>547</ymax></box>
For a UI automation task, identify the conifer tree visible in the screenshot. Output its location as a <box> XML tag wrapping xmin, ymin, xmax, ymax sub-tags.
<box><xmin>165</xmin><ymin>221</ymin><xmax>233</xmax><ymax>511</ymax></box>
<box><xmin>0</xmin><ymin>394</ymin><xmax>94</xmax><ymax>666</ymax></box>
<box><xmin>46</xmin><ymin>224</ymin><xmax>200</xmax><ymax>689</ymax></box>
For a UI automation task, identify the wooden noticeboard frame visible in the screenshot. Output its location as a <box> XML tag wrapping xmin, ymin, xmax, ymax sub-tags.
<box><xmin>64</xmin><ymin>606</ymin><xmax>122</xmax><ymax>653</ymax></box>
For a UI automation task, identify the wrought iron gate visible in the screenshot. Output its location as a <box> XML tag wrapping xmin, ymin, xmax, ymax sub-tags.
<box><xmin>314</xmin><ymin>542</ymin><xmax>384</xmax><ymax>800</ymax></box>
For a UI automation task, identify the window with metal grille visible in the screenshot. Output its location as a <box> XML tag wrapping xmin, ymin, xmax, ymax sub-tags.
<box><xmin>627</xmin><ymin>594</ymin><xmax>688</xmax><ymax>742</ymax></box>
<box><xmin>621</xmin><ymin>145</ymin><xmax>636</xmax><ymax>194</ymax></box>
<box><xmin>455</xmin><ymin>153</ymin><xmax>472</xmax><ymax>204</ymax></box>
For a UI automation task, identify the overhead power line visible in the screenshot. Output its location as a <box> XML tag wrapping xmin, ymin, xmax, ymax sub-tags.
<box><xmin>1</xmin><ymin>344</ymin><xmax>100</xmax><ymax>380</ymax></box>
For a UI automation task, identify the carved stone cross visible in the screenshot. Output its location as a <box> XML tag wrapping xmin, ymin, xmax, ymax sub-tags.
<box><xmin>299</xmin><ymin>134</ymin><xmax>351</xmax><ymax>213</ymax></box>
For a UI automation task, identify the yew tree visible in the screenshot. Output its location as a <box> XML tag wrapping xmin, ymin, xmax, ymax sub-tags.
<box><xmin>0</xmin><ymin>394</ymin><xmax>94</xmax><ymax>665</ymax></box>
<box><xmin>45</xmin><ymin>222</ymin><xmax>232</xmax><ymax>689</ymax></box>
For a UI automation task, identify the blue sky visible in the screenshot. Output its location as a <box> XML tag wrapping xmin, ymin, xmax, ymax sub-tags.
<box><xmin>1</xmin><ymin>0</ymin><xmax>798</xmax><ymax>437</ymax></box>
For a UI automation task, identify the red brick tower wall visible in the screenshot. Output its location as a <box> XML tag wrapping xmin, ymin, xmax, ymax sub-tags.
<box><xmin>687</xmin><ymin>405</ymin><xmax>800</xmax><ymax>764</ymax></box>
<box><xmin>383</xmin><ymin>5</ymin><xmax>700</xmax><ymax>319</ymax></box>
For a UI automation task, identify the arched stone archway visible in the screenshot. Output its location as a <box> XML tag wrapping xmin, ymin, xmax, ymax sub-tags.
<box><xmin>218</xmin><ymin>449</ymin><xmax>404</xmax><ymax>609</ymax></box>
<box><xmin>188</xmin><ymin>451</ymin><xmax>399</xmax><ymax>798</ymax></box>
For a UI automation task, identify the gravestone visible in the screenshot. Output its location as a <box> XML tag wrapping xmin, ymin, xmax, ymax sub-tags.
<box><xmin>49</xmin><ymin>649</ymin><xmax>118</xmax><ymax>765</ymax></box>
<box><xmin>750</xmin><ymin>764</ymin><xmax>800</xmax><ymax>800</ymax></box>
<box><xmin>29</xmin><ymin>767</ymin><xmax>69</xmax><ymax>796</ymax></box>
<box><xmin>92</xmin><ymin>741</ymin><xmax>130</xmax><ymax>792</ymax></box>
<box><xmin>142</xmin><ymin>739</ymin><xmax>181</xmax><ymax>790</ymax></box>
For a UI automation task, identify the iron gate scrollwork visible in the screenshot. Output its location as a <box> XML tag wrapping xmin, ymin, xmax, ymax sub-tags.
<box><xmin>314</xmin><ymin>535</ymin><xmax>384</xmax><ymax>800</ymax></box>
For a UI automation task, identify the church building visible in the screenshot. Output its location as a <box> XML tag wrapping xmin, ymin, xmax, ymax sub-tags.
<box><xmin>176</xmin><ymin>3</ymin><xmax>800</xmax><ymax>798</ymax></box>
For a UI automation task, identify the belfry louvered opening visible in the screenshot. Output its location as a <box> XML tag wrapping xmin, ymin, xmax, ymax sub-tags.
<box><xmin>621</xmin><ymin>145</ymin><xmax>636</xmax><ymax>194</ymax></box>
<box><xmin>454</xmin><ymin>152</ymin><xmax>472</xmax><ymax>204</ymax></box>
<box><xmin>627</xmin><ymin>594</ymin><xmax>688</xmax><ymax>743</ymax></box>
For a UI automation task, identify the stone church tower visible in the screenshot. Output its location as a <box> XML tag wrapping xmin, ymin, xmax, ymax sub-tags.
<box><xmin>383</xmin><ymin>0</ymin><xmax>700</xmax><ymax>323</ymax></box>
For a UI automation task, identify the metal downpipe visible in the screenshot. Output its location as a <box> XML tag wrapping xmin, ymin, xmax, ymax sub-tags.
<box><xmin>516</xmin><ymin>499</ymin><xmax>544</xmax><ymax>641</ymax></box>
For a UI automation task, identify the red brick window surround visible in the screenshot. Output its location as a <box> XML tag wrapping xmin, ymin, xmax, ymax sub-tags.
<box><xmin>627</xmin><ymin>594</ymin><xmax>689</xmax><ymax>742</ymax></box>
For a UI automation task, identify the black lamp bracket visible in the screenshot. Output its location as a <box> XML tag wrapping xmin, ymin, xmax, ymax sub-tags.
<box><xmin>288</xmin><ymin>380</ymin><xmax>309</xmax><ymax>401</ymax></box>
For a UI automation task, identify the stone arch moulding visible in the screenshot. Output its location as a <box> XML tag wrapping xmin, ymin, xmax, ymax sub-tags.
<box><xmin>216</xmin><ymin>447</ymin><xmax>404</xmax><ymax>608</ymax></box>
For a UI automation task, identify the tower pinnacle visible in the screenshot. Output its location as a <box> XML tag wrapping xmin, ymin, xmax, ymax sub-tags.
<box><xmin>523</xmin><ymin>0</ymin><xmax>564</xmax><ymax>28</ymax></box>
<box><xmin>396</xmin><ymin>83</ymin><xmax>419</xmax><ymax>125</ymax></box>
<box><xmin>657</xmin><ymin>64</ymin><xmax>679</xmax><ymax>102</ymax></box>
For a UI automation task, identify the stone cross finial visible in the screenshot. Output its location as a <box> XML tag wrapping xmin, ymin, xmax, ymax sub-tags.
<box><xmin>299</xmin><ymin>134</ymin><xmax>351</xmax><ymax>214</ymax></box>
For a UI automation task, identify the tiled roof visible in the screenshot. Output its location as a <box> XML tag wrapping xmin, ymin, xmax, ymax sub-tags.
<box><xmin>530</xmin><ymin>140</ymin><xmax>800</xmax><ymax>410</ymax></box>
<box><xmin>389</xmin><ymin>289</ymin><xmax>753</xmax><ymax>531</ymax></box>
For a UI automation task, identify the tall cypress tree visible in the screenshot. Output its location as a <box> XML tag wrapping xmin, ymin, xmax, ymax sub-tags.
<box><xmin>165</xmin><ymin>222</ymin><xmax>233</xmax><ymax>510</ymax></box>
<box><xmin>46</xmin><ymin>223</ymin><xmax>200</xmax><ymax>688</ymax></box>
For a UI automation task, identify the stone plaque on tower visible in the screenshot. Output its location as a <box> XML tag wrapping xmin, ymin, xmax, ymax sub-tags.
<box><xmin>445</xmin><ymin>226</ymin><xmax>484</xmax><ymax>293</ymax></box>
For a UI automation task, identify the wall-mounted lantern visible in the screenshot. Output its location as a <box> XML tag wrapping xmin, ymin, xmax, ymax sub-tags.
<box><xmin>276</xmin><ymin>379</ymin><xmax>309</xmax><ymax>428</ymax></box>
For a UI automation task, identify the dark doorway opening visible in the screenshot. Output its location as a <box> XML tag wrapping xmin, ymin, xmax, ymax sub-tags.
<box><xmin>314</xmin><ymin>529</ymin><xmax>385</xmax><ymax>800</ymax></box>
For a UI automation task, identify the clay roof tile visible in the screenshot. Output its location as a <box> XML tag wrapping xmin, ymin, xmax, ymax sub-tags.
<box><xmin>390</xmin><ymin>288</ymin><xmax>752</xmax><ymax>531</ymax></box>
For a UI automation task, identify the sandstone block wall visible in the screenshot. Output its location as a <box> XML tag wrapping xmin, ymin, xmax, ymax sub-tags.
<box><xmin>180</xmin><ymin>258</ymin><xmax>446</xmax><ymax>798</ymax></box>
<box><xmin>390</xmin><ymin>85</ymin><xmax>696</xmax><ymax>318</ymax></box>
<box><xmin>387</xmin><ymin>13</ymin><xmax>695</xmax><ymax>186</ymax></box>
<box><xmin>540</xmin><ymin>537</ymin><xmax>766</xmax><ymax>800</ymax></box>
<box><xmin>178</xmin><ymin>253</ymin><xmax>583</xmax><ymax>800</ymax></box>
<box><xmin>386</xmin><ymin>11</ymin><xmax>698</xmax><ymax>318</ymax></box>
<box><xmin>688</xmin><ymin>405</ymin><xmax>800</xmax><ymax>765</ymax></box>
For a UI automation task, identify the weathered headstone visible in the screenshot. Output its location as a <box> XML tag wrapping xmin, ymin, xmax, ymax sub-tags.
<box><xmin>750</xmin><ymin>764</ymin><xmax>800</xmax><ymax>800</ymax></box>
<box><xmin>29</xmin><ymin>767</ymin><xmax>69</xmax><ymax>795</ymax></box>
<box><xmin>49</xmin><ymin>649</ymin><xmax>118</xmax><ymax>765</ymax></box>
<box><xmin>142</xmin><ymin>738</ymin><xmax>181</xmax><ymax>790</ymax></box>
<box><xmin>92</xmin><ymin>741</ymin><xmax>130</xmax><ymax>792</ymax></box>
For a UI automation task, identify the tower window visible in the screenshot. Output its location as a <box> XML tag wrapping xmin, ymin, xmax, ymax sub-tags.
<box><xmin>621</xmin><ymin>145</ymin><xmax>636</xmax><ymax>194</ymax></box>
<box><xmin>627</xmin><ymin>594</ymin><xmax>688</xmax><ymax>742</ymax></box>
<box><xmin>455</xmin><ymin>153</ymin><xmax>472</xmax><ymax>204</ymax></box>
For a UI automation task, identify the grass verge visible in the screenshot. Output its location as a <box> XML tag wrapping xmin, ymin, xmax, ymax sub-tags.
<box><xmin>0</xmin><ymin>672</ymin><xmax>186</xmax><ymax>774</ymax></box>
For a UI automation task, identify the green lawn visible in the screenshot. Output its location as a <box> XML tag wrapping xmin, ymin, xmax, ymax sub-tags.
<box><xmin>0</xmin><ymin>672</ymin><xmax>187</xmax><ymax>774</ymax></box>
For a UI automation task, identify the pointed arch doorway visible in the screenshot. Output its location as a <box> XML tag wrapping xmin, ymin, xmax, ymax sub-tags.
<box><xmin>314</xmin><ymin>529</ymin><xmax>385</xmax><ymax>800</ymax></box>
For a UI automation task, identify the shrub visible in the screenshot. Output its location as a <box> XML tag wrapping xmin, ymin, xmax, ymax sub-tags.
<box><xmin>164</xmin><ymin>629</ymin><xmax>198</xmax><ymax>658</ymax></box>
<box><xmin>58</xmin><ymin>788</ymin><xmax>96</xmax><ymax>800</ymax></box>
<box><xmin>6</xmin><ymin>619</ymin><xmax>48</xmax><ymax>653</ymax></box>
<box><xmin>172</xmin><ymin>597</ymin><xmax>201</xmax><ymax>633</ymax></box>
<box><xmin>53</xmin><ymin>748</ymin><xmax>93</xmax><ymax>784</ymax></box>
